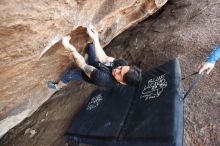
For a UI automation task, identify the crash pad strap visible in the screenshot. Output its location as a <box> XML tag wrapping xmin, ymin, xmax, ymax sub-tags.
<box><xmin>183</xmin><ymin>73</ymin><xmax>203</xmax><ymax>99</ymax></box>
<box><xmin>182</xmin><ymin>72</ymin><xmax>198</xmax><ymax>80</ymax></box>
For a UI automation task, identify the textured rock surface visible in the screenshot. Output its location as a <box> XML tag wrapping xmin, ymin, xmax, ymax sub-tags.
<box><xmin>0</xmin><ymin>0</ymin><xmax>220</xmax><ymax>146</ymax></box>
<box><xmin>0</xmin><ymin>0</ymin><xmax>166</xmax><ymax>138</ymax></box>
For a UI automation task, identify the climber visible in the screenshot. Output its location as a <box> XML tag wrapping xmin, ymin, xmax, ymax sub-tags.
<box><xmin>48</xmin><ymin>26</ymin><xmax>142</xmax><ymax>90</ymax></box>
<box><xmin>198</xmin><ymin>44</ymin><xmax>220</xmax><ymax>74</ymax></box>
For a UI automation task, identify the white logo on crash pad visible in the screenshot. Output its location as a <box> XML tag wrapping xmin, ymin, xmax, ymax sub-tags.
<box><xmin>140</xmin><ymin>74</ymin><xmax>167</xmax><ymax>100</ymax></box>
<box><xmin>86</xmin><ymin>94</ymin><xmax>103</xmax><ymax>111</ymax></box>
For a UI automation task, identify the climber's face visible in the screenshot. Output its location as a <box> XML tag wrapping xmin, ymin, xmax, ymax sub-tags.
<box><xmin>112</xmin><ymin>66</ymin><xmax>130</xmax><ymax>84</ymax></box>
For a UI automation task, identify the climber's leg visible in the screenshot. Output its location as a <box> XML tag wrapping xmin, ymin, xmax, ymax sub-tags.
<box><xmin>48</xmin><ymin>69</ymin><xmax>83</xmax><ymax>90</ymax></box>
<box><xmin>60</xmin><ymin>68</ymin><xmax>83</xmax><ymax>83</ymax></box>
<box><xmin>86</xmin><ymin>43</ymin><xmax>98</xmax><ymax>65</ymax></box>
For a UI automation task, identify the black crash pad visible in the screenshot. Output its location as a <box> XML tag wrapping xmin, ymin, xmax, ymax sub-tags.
<box><xmin>66</xmin><ymin>59</ymin><xmax>184</xmax><ymax>146</ymax></box>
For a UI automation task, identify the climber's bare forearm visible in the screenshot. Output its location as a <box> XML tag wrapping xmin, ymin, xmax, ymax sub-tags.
<box><xmin>71</xmin><ymin>52</ymin><xmax>95</xmax><ymax>77</ymax></box>
<box><xmin>71</xmin><ymin>51</ymin><xmax>86</xmax><ymax>69</ymax></box>
<box><xmin>87</xmin><ymin>27</ymin><xmax>114</xmax><ymax>63</ymax></box>
<box><xmin>93</xmin><ymin>37</ymin><xmax>114</xmax><ymax>63</ymax></box>
<box><xmin>93</xmin><ymin>37</ymin><xmax>106</xmax><ymax>58</ymax></box>
<box><xmin>65</xmin><ymin>45</ymin><xmax>95</xmax><ymax>77</ymax></box>
<box><xmin>83</xmin><ymin>64</ymin><xmax>95</xmax><ymax>77</ymax></box>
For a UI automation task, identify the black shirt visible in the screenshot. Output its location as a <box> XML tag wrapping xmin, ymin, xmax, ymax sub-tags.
<box><xmin>82</xmin><ymin>59</ymin><xmax>128</xmax><ymax>88</ymax></box>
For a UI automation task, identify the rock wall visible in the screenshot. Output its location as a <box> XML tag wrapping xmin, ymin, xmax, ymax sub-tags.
<box><xmin>0</xmin><ymin>0</ymin><xmax>167</xmax><ymax>138</ymax></box>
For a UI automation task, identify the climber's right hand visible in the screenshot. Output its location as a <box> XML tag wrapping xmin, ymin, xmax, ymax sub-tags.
<box><xmin>87</xmin><ymin>24</ymin><xmax>98</xmax><ymax>40</ymax></box>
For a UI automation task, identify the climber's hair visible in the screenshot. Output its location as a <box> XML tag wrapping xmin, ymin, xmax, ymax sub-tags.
<box><xmin>123</xmin><ymin>66</ymin><xmax>142</xmax><ymax>86</ymax></box>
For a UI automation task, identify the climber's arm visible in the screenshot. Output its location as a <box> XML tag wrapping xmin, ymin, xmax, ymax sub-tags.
<box><xmin>87</xmin><ymin>26</ymin><xmax>115</xmax><ymax>63</ymax></box>
<box><xmin>62</xmin><ymin>36</ymin><xmax>95</xmax><ymax>78</ymax></box>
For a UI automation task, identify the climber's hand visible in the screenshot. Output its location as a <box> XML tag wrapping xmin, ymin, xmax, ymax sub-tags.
<box><xmin>198</xmin><ymin>62</ymin><xmax>215</xmax><ymax>75</ymax></box>
<box><xmin>87</xmin><ymin>24</ymin><xmax>98</xmax><ymax>40</ymax></box>
<box><xmin>62</xmin><ymin>36</ymin><xmax>71</xmax><ymax>48</ymax></box>
<box><xmin>62</xmin><ymin>36</ymin><xmax>77</xmax><ymax>52</ymax></box>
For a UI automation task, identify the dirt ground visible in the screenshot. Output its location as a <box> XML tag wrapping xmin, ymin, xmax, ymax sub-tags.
<box><xmin>0</xmin><ymin>0</ymin><xmax>220</xmax><ymax>146</ymax></box>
